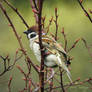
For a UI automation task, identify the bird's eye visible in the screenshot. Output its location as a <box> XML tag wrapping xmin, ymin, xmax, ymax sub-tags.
<box><xmin>30</xmin><ymin>34</ymin><xmax>36</xmax><ymax>38</ymax></box>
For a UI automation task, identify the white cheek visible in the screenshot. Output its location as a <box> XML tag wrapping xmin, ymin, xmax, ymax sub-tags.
<box><xmin>28</xmin><ymin>34</ymin><xmax>31</xmax><ymax>39</ymax></box>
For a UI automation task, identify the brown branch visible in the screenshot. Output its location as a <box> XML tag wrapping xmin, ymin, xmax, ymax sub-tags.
<box><xmin>54</xmin><ymin>8</ymin><xmax>58</xmax><ymax>41</ymax></box>
<box><xmin>68</xmin><ymin>38</ymin><xmax>80</xmax><ymax>52</ymax></box>
<box><xmin>33</xmin><ymin>0</ymin><xmax>39</xmax><ymax>11</ymax></box>
<box><xmin>28</xmin><ymin>79</ymin><xmax>32</xmax><ymax>92</ymax></box>
<box><xmin>81</xmin><ymin>38</ymin><xmax>92</xmax><ymax>58</ymax></box>
<box><xmin>59</xmin><ymin>67</ymin><xmax>65</xmax><ymax>92</ymax></box>
<box><xmin>30</xmin><ymin>0</ymin><xmax>39</xmax><ymax>24</ymax></box>
<box><xmin>0</xmin><ymin>2</ymin><xmax>39</xmax><ymax>74</ymax></box>
<box><xmin>8</xmin><ymin>76</ymin><xmax>12</xmax><ymax>92</ymax></box>
<box><xmin>46</xmin><ymin>16</ymin><xmax>53</xmax><ymax>34</ymax></box>
<box><xmin>0</xmin><ymin>55</ymin><xmax>13</xmax><ymax>76</ymax></box>
<box><xmin>45</xmin><ymin>77</ymin><xmax>92</xmax><ymax>91</ymax></box>
<box><xmin>3</xmin><ymin>0</ymin><xmax>29</xmax><ymax>28</ymax></box>
<box><xmin>61</xmin><ymin>28</ymin><xmax>67</xmax><ymax>51</ymax></box>
<box><xmin>42</xmin><ymin>16</ymin><xmax>46</xmax><ymax>29</ymax></box>
<box><xmin>77</xmin><ymin>0</ymin><xmax>92</xmax><ymax>23</ymax></box>
<box><xmin>49</xmin><ymin>79</ymin><xmax>53</xmax><ymax>92</ymax></box>
<box><xmin>38</xmin><ymin>0</ymin><xmax>44</xmax><ymax>92</ymax></box>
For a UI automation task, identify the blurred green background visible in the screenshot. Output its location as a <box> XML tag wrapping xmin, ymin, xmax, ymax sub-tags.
<box><xmin>0</xmin><ymin>0</ymin><xmax>92</xmax><ymax>92</ymax></box>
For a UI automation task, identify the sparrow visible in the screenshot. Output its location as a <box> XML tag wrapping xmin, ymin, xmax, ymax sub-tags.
<box><xmin>23</xmin><ymin>26</ymin><xmax>72</xmax><ymax>82</ymax></box>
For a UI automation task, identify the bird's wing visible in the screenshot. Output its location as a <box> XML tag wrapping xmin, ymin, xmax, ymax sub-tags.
<box><xmin>35</xmin><ymin>34</ymin><xmax>67</xmax><ymax>59</ymax></box>
<box><xmin>42</xmin><ymin>35</ymin><xmax>67</xmax><ymax>58</ymax></box>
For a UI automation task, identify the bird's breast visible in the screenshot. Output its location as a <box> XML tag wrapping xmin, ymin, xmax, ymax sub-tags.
<box><xmin>30</xmin><ymin>42</ymin><xmax>41</xmax><ymax>62</ymax></box>
<box><xmin>30</xmin><ymin>42</ymin><xmax>57</xmax><ymax>67</ymax></box>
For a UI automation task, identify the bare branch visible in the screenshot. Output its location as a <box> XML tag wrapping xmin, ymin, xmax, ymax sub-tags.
<box><xmin>54</xmin><ymin>8</ymin><xmax>58</xmax><ymax>41</ymax></box>
<box><xmin>38</xmin><ymin>0</ymin><xmax>44</xmax><ymax>91</ymax></box>
<box><xmin>81</xmin><ymin>38</ymin><xmax>92</xmax><ymax>58</ymax></box>
<box><xmin>61</xmin><ymin>27</ymin><xmax>67</xmax><ymax>51</ymax></box>
<box><xmin>8</xmin><ymin>76</ymin><xmax>12</xmax><ymax>92</ymax></box>
<box><xmin>59</xmin><ymin>67</ymin><xmax>65</xmax><ymax>92</ymax></box>
<box><xmin>3</xmin><ymin>0</ymin><xmax>29</xmax><ymax>28</ymax></box>
<box><xmin>0</xmin><ymin>2</ymin><xmax>39</xmax><ymax>74</ymax></box>
<box><xmin>77</xmin><ymin>0</ymin><xmax>92</xmax><ymax>23</ymax></box>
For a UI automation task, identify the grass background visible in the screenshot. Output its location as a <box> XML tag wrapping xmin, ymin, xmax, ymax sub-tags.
<box><xmin>0</xmin><ymin>0</ymin><xmax>92</xmax><ymax>91</ymax></box>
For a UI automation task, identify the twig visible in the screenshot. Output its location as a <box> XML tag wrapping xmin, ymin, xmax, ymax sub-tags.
<box><xmin>45</xmin><ymin>77</ymin><xmax>92</xmax><ymax>91</ymax></box>
<box><xmin>68</xmin><ymin>38</ymin><xmax>80</xmax><ymax>52</ymax></box>
<box><xmin>77</xmin><ymin>0</ymin><xmax>92</xmax><ymax>23</ymax></box>
<box><xmin>30</xmin><ymin>0</ymin><xmax>39</xmax><ymax>24</ymax></box>
<box><xmin>59</xmin><ymin>67</ymin><xmax>65</xmax><ymax>92</ymax></box>
<box><xmin>8</xmin><ymin>76</ymin><xmax>12</xmax><ymax>92</ymax></box>
<box><xmin>46</xmin><ymin>16</ymin><xmax>53</xmax><ymax>34</ymax></box>
<box><xmin>42</xmin><ymin>16</ymin><xmax>46</xmax><ymax>29</ymax></box>
<box><xmin>17</xmin><ymin>65</ymin><xmax>28</xmax><ymax>91</ymax></box>
<box><xmin>3</xmin><ymin>0</ymin><xmax>29</xmax><ymax>28</ymax></box>
<box><xmin>49</xmin><ymin>79</ymin><xmax>53</xmax><ymax>92</ymax></box>
<box><xmin>0</xmin><ymin>2</ymin><xmax>39</xmax><ymax>74</ymax></box>
<box><xmin>61</xmin><ymin>27</ymin><xmax>67</xmax><ymax>51</ymax></box>
<box><xmin>28</xmin><ymin>79</ymin><xmax>32</xmax><ymax>92</ymax></box>
<box><xmin>0</xmin><ymin>55</ymin><xmax>12</xmax><ymax>76</ymax></box>
<box><xmin>81</xmin><ymin>38</ymin><xmax>92</xmax><ymax>58</ymax></box>
<box><xmin>33</xmin><ymin>0</ymin><xmax>39</xmax><ymax>11</ymax></box>
<box><xmin>54</xmin><ymin>8</ymin><xmax>58</xmax><ymax>41</ymax></box>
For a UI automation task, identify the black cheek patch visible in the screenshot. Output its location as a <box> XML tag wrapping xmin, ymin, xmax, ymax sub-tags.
<box><xmin>30</xmin><ymin>34</ymin><xmax>36</xmax><ymax>38</ymax></box>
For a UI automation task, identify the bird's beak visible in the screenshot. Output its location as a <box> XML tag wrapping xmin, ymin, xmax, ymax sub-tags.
<box><xmin>23</xmin><ymin>31</ymin><xmax>28</xmax><ymax>35</ymax></box>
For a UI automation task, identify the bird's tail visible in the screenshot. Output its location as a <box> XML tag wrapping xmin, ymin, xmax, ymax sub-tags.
<box><xmin>56</xmin><ymin>53</ymin><xmax>72</xmax><ymax>82</ymax></box>
<box><xmin>63</xmin><ymin>64</ymin><xmax>72</xmax><ymax>82</ymax></box>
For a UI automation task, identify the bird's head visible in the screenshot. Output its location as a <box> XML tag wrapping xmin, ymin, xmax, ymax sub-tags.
<box><xmin>24</xmin><ymin>26</ymin><xmax>46</xmax><ymax>41</ymax></box>
<box><xmin>23</xmin><ymin>26</ymin><xmax>39</xmax><ymax>41</ymax></box>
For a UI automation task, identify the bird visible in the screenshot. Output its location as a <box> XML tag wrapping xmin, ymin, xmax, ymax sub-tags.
<box><xmin>23</xmin><ymin>26</ymin><xmax>72</xmax><ymax>82</ymax></box>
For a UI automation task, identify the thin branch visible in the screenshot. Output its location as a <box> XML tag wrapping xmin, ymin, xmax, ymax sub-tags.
<box><xmin>33</xmin><ymin>0</ymin><xmax>39</xmax><ymax>11</ymax></box>
<box><xmin>68</xmin><ymin>38</ymin><xmax>80</xmax><ymax>52</ymax></box>
<box><xmin>8</xmin><ymin>76</ymin><xmax>12</xmax><ymax>92</ymax></box>
<box><xmin>81</xmin><ymin>38</ymin><xmax>92</xmax><ymax>58</ymax></box>
<box><xmin>0</xmin><ymin>55</ymin><xmax>12</xmax><ymax>76</ymax></box>
<box><xmin>3</xmin><ymin>0</ymin><xmax>29</xmax><ymax>28</ymax></box>
<box><xmin>61</xmin><ymin>28</ymin><xmax>67</xmax><ymax>51</ymax></box>
<box><xmin>45</xmin><ymin>77</ymin><xmax>92</xmax><ymax>91</ymax></box>
<box><xmin>30</xmin><ymin>0</ymin><xmax>39</xmax><ymax>24</ymax></box>
<box><xmin>0</xmin><ymin>2</ymin><xmax>39</xmax><ymax>74</ymax></box>
<box><xmin>46</xmin><ymin>16</ymin><xmax>53</xmax><ymax>34</ymax></box>
<box><xmin>59</xmin><ymin>67</ymin><xmax>65</xmax><ymax>92</ymax></box>
<box><xmin>54</xmin><ymin>8</ymin><xmax>58</xmax><ymax>41</ymax></box>
<box><xmin>77</xmin><ymin>0</ymin><xmax>92</xmax><ymax>23</ymax></box>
